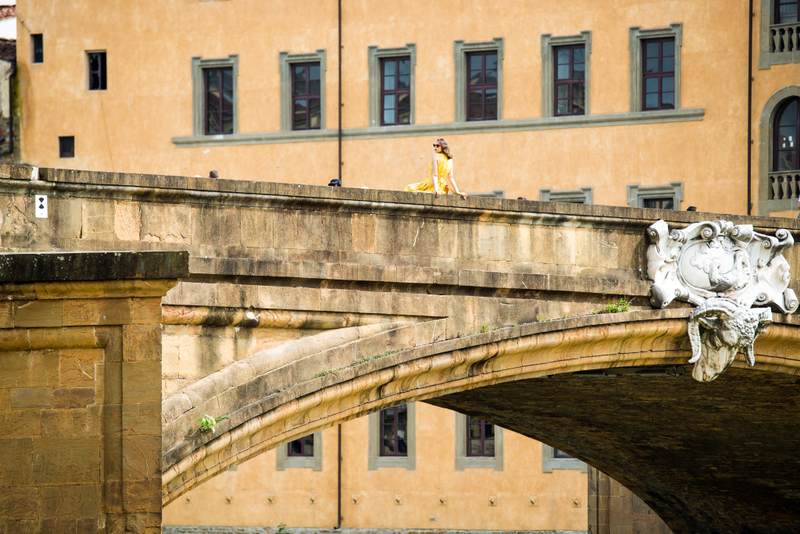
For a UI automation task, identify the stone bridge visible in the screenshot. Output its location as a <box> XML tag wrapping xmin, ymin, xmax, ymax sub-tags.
<box><xmin>2</xmin><ymin>166</ymin><xmax>800</xmax><ymax>533</ymax></box>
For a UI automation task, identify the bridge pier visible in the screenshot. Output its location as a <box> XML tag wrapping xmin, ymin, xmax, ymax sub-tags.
<box><xmin>0</xmin><ymin>251</ymin><xmax>187</xmax><ymax>533</ymax></box>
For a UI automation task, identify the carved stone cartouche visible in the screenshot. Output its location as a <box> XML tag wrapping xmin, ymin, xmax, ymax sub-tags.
<box><xmin>647</xmin><ymin>219</ymin><xmax>797</xmax><ymax>382</ymax></box>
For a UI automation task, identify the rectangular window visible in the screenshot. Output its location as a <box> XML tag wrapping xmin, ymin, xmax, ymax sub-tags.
<box><xmin>642</xmin><ymin>38</ymin><xmax>675</xmax><ymax>111</ymax></box>
<box><xmin>554</xmin><ymin>44</ymin><xmax>586</xmax><ymax>116</ymax></box>
<box><xmin>466</xmin><ymin>51</ymin><xmax>498</xmax><ymax>121</ymax></box>
<box><xmin>776</xmin><ymin>0</ymin><xmax>800</xmax><ymax>23</ymax></box>
<box><xmin>59</xmin><ymin>136</ymin><xmax>75</xmax><ymax>158</ymax></box>
<box><xmin>287</xmin><ymin>434</ymin><xmax>314</xmax><ymax>457</ymax></box>
<box><xmin>87</xmin><ymin>52</ymin><xmax>107</xmax><ymax>91</ymax></box>
<box><xmin>291</xmin><ymin>62</ymin><xmax>321</xmax><ymax>131</ymax></box>
<box><xmin>203</xmin><ymin>67</ymin><xmax>234</xmax><ymax>135</ymax></box>
<box><xmin>32</xmin><ymin>34</ymin><xmax>43</xmax><ymax>64</ymax></box>
<box><xmin>466</xmin><ymin>416</ymin><xmax>495</xmax><ymax>457</ymax></box>
<box><xmin>380</xmin><ymin>56</ymin><xmax>411</xmax><ymax>126</ymax></box>
<box><xmin>380</xmin><ymin>405</ymin><xmax>408</xmax><ymax>457</ymax></box>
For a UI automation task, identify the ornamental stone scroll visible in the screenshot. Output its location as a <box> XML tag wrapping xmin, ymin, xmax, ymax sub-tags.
<box><xmin>646</xmin><ymin>219</ymin><xmax>797</xmax><ymax>382</ymax></box>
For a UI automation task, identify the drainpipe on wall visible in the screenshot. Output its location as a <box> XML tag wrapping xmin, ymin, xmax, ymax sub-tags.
<box><xmin>337</xmin><ymin>0</ymin><xmax>343</xmax><ymax>184</ymax></box>
<box><xmin>336</xmin><ymin>423</ymin><xmax>343</xmax><ymax>529</ymax></box>
<box><xmin>747</xmin><ymin>0</ymin><xmax>754</xmax><ymax>215</ymax></box>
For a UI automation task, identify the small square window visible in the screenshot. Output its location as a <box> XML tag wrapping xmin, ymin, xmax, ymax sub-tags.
<box><xmin>466</xmin><ymin>416</ymin><xmax>495</xmax><ymax>457</ymax></box>
<box><xmin>58</xmin><ymin>136</ymin><xmax>74</xmax><ymax>158</ymax></box>
<box><xmin>87</xmin><ymin>51</ymin><xmax>107</xmax><ymax>91</ymax></box>
<box><xmin>32</xmin><ymin>34</ymin><xmax>43</xmax><ymax>64</ymax></box>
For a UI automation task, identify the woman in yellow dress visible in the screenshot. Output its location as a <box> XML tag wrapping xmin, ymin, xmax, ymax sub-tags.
<box><xmin>405</xmin><ymin>138</ymin><xmax>467</xmax><ymax>199</ymax></box>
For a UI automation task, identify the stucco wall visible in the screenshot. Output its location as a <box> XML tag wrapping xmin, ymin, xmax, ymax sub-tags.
<box><xmin>14</xmin><ymin>0</ymin><xmax>779</xmax><ymax>214</ymax></box>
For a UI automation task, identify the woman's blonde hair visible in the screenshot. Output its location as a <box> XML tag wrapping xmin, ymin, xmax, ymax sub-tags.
<box><xmin>435</xmin><ymin>138</ymin><xmax>453</xmax><ymax>159</ymax></box>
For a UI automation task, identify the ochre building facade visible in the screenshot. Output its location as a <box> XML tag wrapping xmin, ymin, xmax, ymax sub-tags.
<box><xmin>14</xmin><ymin>0</ymin><xmax>800</xmax><ymax>216</ymax></box>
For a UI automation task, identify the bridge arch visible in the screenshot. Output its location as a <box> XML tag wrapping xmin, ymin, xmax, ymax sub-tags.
<box><xmin>161</xmin><ymin>309</ymin><xmax>800</xmax><ymax>532</ymax></box>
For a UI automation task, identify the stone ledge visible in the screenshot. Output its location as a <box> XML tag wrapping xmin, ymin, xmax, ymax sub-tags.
<box><xmin>0</xmin><ymin>251</ymin><xmax>189</xmax><ymax>283</ymax></box>
<box><xmin>0</xmin><ymin>165</ymin><xmax>796</xmax><ymax>230</ymax></box>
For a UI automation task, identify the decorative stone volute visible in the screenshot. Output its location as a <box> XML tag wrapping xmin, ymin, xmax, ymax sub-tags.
<box><xmin>646</xmin><ymin>219</ymin><xmax>797</xmax><ymax>382</ymax></box>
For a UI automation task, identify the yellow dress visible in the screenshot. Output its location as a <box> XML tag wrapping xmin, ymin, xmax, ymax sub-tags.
<box><xmin>405</xmin><ymin>154</ymin><xmax>454</xmax><ymax>193</ymax></box>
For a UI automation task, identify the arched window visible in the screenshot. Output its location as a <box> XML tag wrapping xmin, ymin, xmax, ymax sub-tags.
<box><xmin>774</xmin><ymin>97</ymin><xmax>799</xmax><ymax>172</ymax></box>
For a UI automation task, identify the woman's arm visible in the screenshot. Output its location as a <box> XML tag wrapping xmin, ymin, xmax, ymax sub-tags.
<box><xmin>432</xmin><ymin>150</ymin><xmax>441</xmax><ymax>196</ymax></box>
<box><xmin>446</xmin><ymin>160</ymin><xmax>466</xmax><ymax>199</ymax></box>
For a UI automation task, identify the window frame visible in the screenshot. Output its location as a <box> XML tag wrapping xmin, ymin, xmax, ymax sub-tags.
<box><xmin>539</xmin><ymin>187</ymin><xmax>593</xmax><ymax>204</ymax></box>
<box><xmin>368</xmin><ymin>402</ymin><xmax>415</xmax><ymax>470</ymax></box>
<box><xmin>465</xmin><ymin>50</ymin><xmax>499</xmax><ymax>121</ymax></box>
<box><xmin>542</xmin><ymin>444</ymin><xmax>586</xmax><ymax>473</ymax></box>
<box><xmin>758</xmin><ymin>87</ymin><xmax>800</xmax><ymax>215</ymax></box>
<box><xmin>760</xmin><ymin>0</ymin><xmax>800</xmax><ymax>67</ymax></box>
<box><xmin>87</xmin><ymin>50</ymin><xmax>107</xmax><ymax>91</ymax></box>
<box><xmin>453</xmin><ymin>38</ymin><xmax>503</xmax><ymax>122</ymax></box>
<box><xmin>280</xmin><ymin>49</ymin><xmax>326</xmax><ymax>132</ymax></box>
<box><xmin>627</xmin><ymin>183</ymin><xmax>684</xmax><ymax>209</ymax></box>
<box><xmin>290</xmin><ymin>61</ymin><xmax>322</xmax><ymax>131</ymax></box>
<box><xmin>379</xmin><ymin>56</ymin><xmax>412</xmax><ymax>126</ymax></box>
<box><xmin>454</xmin><ymin>412</ymin><xmax>503</xmax><ymax>470</ymax></box>
<box><xmin>191</xmin><ymin>55</ymin><xmax>239</xmax><ymax>137</ymax></box>
<box><xmin>276</xmin><ymin>431</ymin><xmax>322</xmax><ymax>471</ymax></box>
<box><xmin>629</xmin><ymin>24</ymin><xmax>682</xmax><ymax>112</ymax></box>
<box><xmin>368</xmin><ymin>44</ymin><xmax>416</xmax><ymax>127</ymax></box>
<box><xmin>773</xmin><ymin>96</ymin><xmax>800</xmax><ymax>172</ymax></box>
<box><xmin>640</xmin><ymin>37</ymin><xmax>676</xmax><ymax>111</ymax></box>
<box><xmin>541</xmin><ymin>31</ymin><xmax>591</xmax><ymax>118</ymax></box>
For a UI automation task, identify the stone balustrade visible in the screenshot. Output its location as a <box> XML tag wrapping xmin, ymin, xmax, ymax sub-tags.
<box><xmin>770</xmin><ymin>21</ymin><xmax>800</xmax><ymax>53</ymax></box>
<box><xmin>767</xmin><ymin>169</ymin><xmax>800</xmax><ymax>201</ymax></box>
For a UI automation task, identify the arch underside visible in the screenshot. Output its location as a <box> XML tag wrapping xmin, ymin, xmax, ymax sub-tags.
<box><xmin>162</xmin><ymin>310</ymin><xmax>800</xmax><ymax>533</ymax></box>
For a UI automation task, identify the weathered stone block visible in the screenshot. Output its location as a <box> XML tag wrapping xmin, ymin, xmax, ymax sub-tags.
<box><xmin>240</xmin><ymin>208</ymin><xmax>274</xmax><ymax>249</ymax></box>
<box><xmin>12</xmin><ymin>300</ymin><xmax>64</xmax><ymax>328</ymax></box>
<box><xmin>114</xmin><ymin>201</ymin><xmax>141</xmax><ymax>242</ymax></box>
<box><xmin>32</xmin><ymin>438</ymin><xmax>101</xmax><ymax>485</ymax></box>
<box><xmin>80</xmin><ymin>199</ymin><xmax>115</xmax><ymax>241</ymax></box>
<box><xmin>53</xmin><ymin>387</ymin><xmax>95</xmax><ymax>408</ymax></box>
<box><xmin>41</xmin><ymin>407</ymin><xmax>102</xmax><ymax>439</ymax></box>
<box><xmin>140</xmin><ymin>204</ymin><xmax>192</xmax><ymax>244</ymax></box>
<box><xmin>0</xmin><ymin>438</ymin><xmax>33</xmax><ymax>484</ymax></box>
<box><xmin>0</xmin><ymin>350</ymin><xmax>58</xmax><ymax>388</ymax></box>
<box><xmin>122</xmin><ymin>478</ymin><xmax>162</xmax><ymax>513</ymax></box>
<box><xmin>0</xmin><ymin>303</ymin><xmax>11</xmax><ymax>329</ymax></box>
<box><xmin>121</xmin><ymin>361</ymin><xmax>161</xmax><ymax>404</ymax></box>
<box><xmin>122</xmin><ymin>325</ymin><xmax>161</xmax><ymax>362</ymax></box>
<box><xmin>41</xmin><ymin>484</ymin><xmax>101</xmax><ymax>521</ymax></box>
<box><xmin>122</xmin><ymin>402</ymin><xmax>161</xmax><ymax>436</ymax></box>
<box><xmin>0</xmin><ymin>486</ymin><xmax>40</xmax><ymax>520</ymax></box>
<box><xmin>129</xmin><ymin>298</ymin><xmax>163</xmax><ymax>325</ymax></box>
<box><xmin>63</xmin><ymin>299</ymin><xmax>131</xmax><ymax>326</ymax></box>
<box><xmin>122</xmin><ymin>435</ymin><xmax>161</xmax><ymax>479</ymax></box>
<box><xmin>10</xmin><ymin>387</ymin><xmax>53</xmax><ymax>408</ymax></box>
<box><xmin>59</xmin><ymin>348</ymin><xmax>103</xmax><ymax>387</ymax></box>
<box><xmin>0</xmin><ymin>409</ymin><xmax>42</xmax><ymax>438</ymax></box>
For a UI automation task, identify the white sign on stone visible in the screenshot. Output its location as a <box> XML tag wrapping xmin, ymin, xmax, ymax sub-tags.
<box><xmin>646</xmin><ymin>219</ymin><xmax>797</xmax><ymax>382</ymax></box>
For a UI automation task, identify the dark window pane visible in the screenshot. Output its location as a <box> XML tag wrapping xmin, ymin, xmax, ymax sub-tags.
<box><xmin>662</xmin><ymin>77</ymin><xmax>674</xmax><ymax>92</ymax></box>
<box><xmin>662</xmin><ymin>56</ymin><xmax>675</xmax><ymax>72</ymax></box>
<box><xmin>88</xmin><ymin>52</ymin><xmax>107</xmax><ymax>90</ymax></box>
<box><xmin>662</xmin><ymin>91</ymin><xmax>675</xmax><ymax>108</ymax></box>
<box><xmin>466</xmin><ymin>416</ymin><xmax>495</xmax><ymax>457</ymax></box>
<box><xmin>774</xmin><ymin>97</ymin><xmax>800</xmax><ymax>171</ymax></box>
<box><xmin>383</xmin><ymin>94</ymin><xmax>395</xmax><ymax>111</ymax></box>
<box><xmin>398</xmin><ymin>58</ymin><xmax>410</xmax><ymax>75</ymax></box>
<box><xmin>556</xmin><ymin>99</ymin><xmax>569</xmax><ymax>115</ymax></box>
<box><xmin>380</xmin><ymin>405</ymin><xmax>408</xmax><ymax>457</ymax></box>
<box><xmin>398</xmin><ymin>73</ymin><xmax>410</xmax><ymax>90</ymax></box>
<box><xmin>574</xmin><ymin>47</ymin><xmax>585</xmax><ymax>63</ymax></box>
<box><xmin>572</xmin><ymin>84</ymin><xmax>585</xmax><ymax>114</ymax></box>
<box><xmin>645</xmin><ymin>41</ymin><xmax>660</xmax><ymax>58</ymax></box>
<box><xmin>643</xmin><ymin>197</ymin><xmax>674</xmax><ymax>209</ymax></box>
<box><xmin>465</xmin><ymin>51</ymin><xmax>498</xmax><ymax>121</ymax></box>
<box><xmin>384</xmin><ymin>74</ymin><xmax>396</xmax><ymax>90</ymax></box>
<box><xmin>573</xmin><ymin>61</ymin><xmax>585</xmax><ymax>80</ymax></box>
<box><xmin>288</xmin><ymin>434</ymin><xmax>314</xmax><ymax>457</ymax></box>
<box><xmin>484</xmin><ymin>89</ymin><xmax>497</xmax><ymax>119</ymax></box>
<box><xmin>779</xmin><ymin>100</ymin><xmax>798</xmax><ymax>126</ymax></box>
<box><xmin>556</xmin><ymin>47</ymin><xmax>570</xmax><ymax>64</ymax></box>
<box><xmin>293</xmin><ymin>98</ymin><xmax>308</xmax><ymax>129</ymax></box>
<box><xmin>645</xmin><ymin>77</ymin><xmax>659</xmax><ymax>93</ymax></box>
<box><xmin>556</xmin><ymin>84</ymin><xmax>569</xmax><ymax>99</ymax></box>
<box><xmin>383</xmin><ymin>108</ymin><xmax>396</xmax><ymax>124</ymax></box>
<box><xmin>469</xmin><ymin>53</ymin><xmax>483</xmax><ymax>72</ymax></box>
<box><xmin>553</xmin><ymin>448</ymin><xmax>572</xmax><ymax>459</ymax></box>
<box><xmin>32</xmin><ymin>34</ymin><xmax>43</xmax><ymax>63</ymax></box>
<box><xmin>59</xmin><ymin>136</ymin><xmax>75</xmax><ymax>158</ymax></box>
<box><xmin>397</xmin><ymin>93</ymin><xmax>410</xmax><ymax>124</ymax></box>
<box><xmin>645</xmin><ymin>93</ymin><xmax>659</xmax><ymax>109</ymax></box>
<box><xmin>467</xmin><ymin>90</ymin><xmax>483</xmax><ymax>119</ymax></box>
<box><xmin>557</xmin><ymin>64</ymin><xmax>569</xmax><ymax>80</ymax></box>
<box><xmin>645</xmin><ymin>57</ymin><xmax>659</xmax><ymax>73</ymax></box>
<box><xmin>663</xmin><ymin>40</ymin><xmax>675</xmax><ymax>57</ymax></box>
